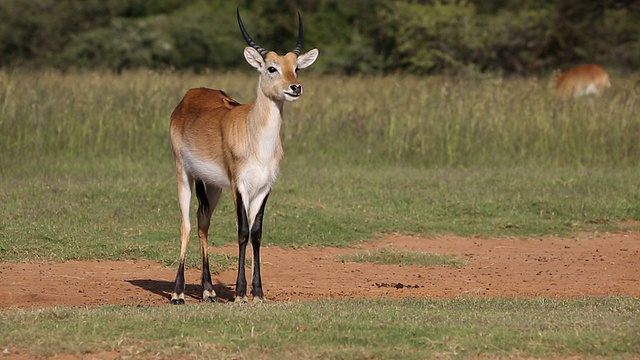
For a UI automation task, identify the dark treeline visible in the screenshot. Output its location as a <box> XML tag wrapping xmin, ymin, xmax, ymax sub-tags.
<box><xmin>0</xmin><ymin>0</ymin><xmax>638</xmax><ymax>75</ymax></box>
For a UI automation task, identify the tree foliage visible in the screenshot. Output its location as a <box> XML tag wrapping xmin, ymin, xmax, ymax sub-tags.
<box><xmin>0</xmin><ymin>0</ymin><xmax>638</xmax><ymax>75</ymax></box>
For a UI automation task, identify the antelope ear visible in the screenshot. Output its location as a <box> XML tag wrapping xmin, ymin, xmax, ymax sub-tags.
<box><xmin>244</xmin><ymin>47</ymin><xmax>265</xmax><ymax>71</ymax></box>
<box><xmin>297</xmin><ymin>48</ymin><xmax>319</xmax><ymax>69</ymax></box>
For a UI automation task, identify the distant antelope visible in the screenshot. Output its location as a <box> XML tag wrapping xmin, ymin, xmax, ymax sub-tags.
<box><xmin>554</xmin><ymin>64</ymin><xmax>610</xmax><ymax>100</ymax></box>
<box><xmin>169</xmin><ymin>9</ymin><xmax>319</xmax><ymax>304</ymax></box>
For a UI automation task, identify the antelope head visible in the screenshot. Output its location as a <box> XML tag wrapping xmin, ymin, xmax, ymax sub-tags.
<box><xmin>237</xmin><ymin>9</ymin><xmax>319</xmax><ymax>102</ymax></box>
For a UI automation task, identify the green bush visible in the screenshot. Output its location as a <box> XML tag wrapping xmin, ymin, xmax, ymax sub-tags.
<box><xmin>61</xmin><ymin>16</ymin><xmax>174</xmax><ymax>71</ymax></box>
<box><xmin>0</xmin><ymin>0</ymin><xmax>639</xmax><ymax>74</ymax></box>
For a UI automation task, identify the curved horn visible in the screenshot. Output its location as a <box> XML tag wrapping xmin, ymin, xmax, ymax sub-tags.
<box><xmin>292</xmin><ymin>12</ymin><xmax>304</xmax><ymax>55</ymax></box>
<box><xmin>237</xmin><ymin>8</ymin><xmax>268</xmax><ymax>58</ymax></box>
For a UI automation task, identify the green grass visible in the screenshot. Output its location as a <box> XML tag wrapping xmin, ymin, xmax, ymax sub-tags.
<box><xmin>1</xmin><ymin>158</ymin><xmax>638</xmax><ymax>266</ymax></box>
<box><xmin>2</xmin><ymin>70</ymin><xmax>640</xmax><ymax>167</ymax></box>
<box><xmin>1</xmin><ymin>69</ymin><xmax>639</xmax><ymax>358</ymax></box>
<box><xmin>337</xmin><ymin>248</ymin><xmax>465</xmax><ymax>267</ymax></box>
<box><xmin>2</xmin><ymin>298</ymin><xmax>639</xmax><ymax>359</ymax></box>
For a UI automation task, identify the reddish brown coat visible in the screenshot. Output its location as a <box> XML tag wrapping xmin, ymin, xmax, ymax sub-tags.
<box><xmin>555</xmin><ymin>64</ymin><xmax>611</xmax><ymax>100</ymax></box>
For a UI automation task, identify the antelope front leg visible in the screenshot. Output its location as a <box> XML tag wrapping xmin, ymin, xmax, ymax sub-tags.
<box><xmin>249</xmin><ymin>192</ymin><xmax>270</xmax><ymax>301</ymax></box>
<box><xmin>234</xmin><ymin>190</ymin><xmax>250</xmax><ymax>303</ymax></box>
<box><xmin>234</xmin><ymin>188</ymin><xmax>270</xmax><ymax>302</ymax></box>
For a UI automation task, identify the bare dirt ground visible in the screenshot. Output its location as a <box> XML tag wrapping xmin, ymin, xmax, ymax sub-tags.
<box><xmin>1</xmin><ymin>232</ymin><xmax>639</xmax><ymax>309</ymax></box>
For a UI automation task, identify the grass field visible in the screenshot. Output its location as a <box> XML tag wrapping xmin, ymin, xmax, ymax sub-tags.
<box><xmin>1</xmin><ymin>70</ymin><xmax>639</xmax><ymax>358</ymax></box>
<box><xmin>2</xmin><ymin>298</ymin><xmax>638</xmax><ymax>359</ymax></box>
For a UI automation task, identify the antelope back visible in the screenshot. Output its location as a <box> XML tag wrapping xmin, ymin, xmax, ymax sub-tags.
<box><xmin>169</xmin><ymin>88</ymin><xmax>243</xmax><ymax>163</ymax></box>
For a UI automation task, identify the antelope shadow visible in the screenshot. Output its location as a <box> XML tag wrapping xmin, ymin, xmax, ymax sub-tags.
<box><xmin>127</xmin><ymin>279</ymin><xmax>235</xmax><ymax>303</ymax></box>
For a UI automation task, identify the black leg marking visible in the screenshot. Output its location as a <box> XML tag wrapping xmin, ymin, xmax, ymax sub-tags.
<box><xmin>196</xmin><ymin>182</ymin><xmax>211</xmax><ymax>241</ymax></box>
<box><xmin>196</xmin><ymin>180</ymin><xmax>217</xmax><ymax>303</ymax></box>
<box><xmin>235</xmin><ymin>190</ymin><xmax>250</xmax><ymax>301</ymax></box>
<box><xmin>201</xmin><ymin>255</ymin><xmax>217</xmax><ymax>303</ymax></box>
<box><xmin>250</xmin><ymin>193</ymin><xmax>270</xmax><ymax>299</ymax></box>
<box><xmin>171</xmin><ymin>262</ymin><xmax>186</xmax><ymax>305</ymax></box>
<box><xmin>195</xmin><ymin>180</ymin><xmax>210</xmax><ymax>216</ymax></box>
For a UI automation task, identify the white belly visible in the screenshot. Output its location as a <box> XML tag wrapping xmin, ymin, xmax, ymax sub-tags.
<box><xmin>182</xmin><ymin>149</ymin><xmax>231</xmax><ymax>188</ymax></box>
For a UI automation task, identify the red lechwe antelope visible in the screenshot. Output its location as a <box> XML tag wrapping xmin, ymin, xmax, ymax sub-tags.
<box><xmin>554</xmin><ymin>64</ymin><xmax>611</xmax><ymax>100</ymax></box>
<box><xmin>169</xmin><ymin>9</ymin><xmax>318</xmax><ymax>304</ymax></box>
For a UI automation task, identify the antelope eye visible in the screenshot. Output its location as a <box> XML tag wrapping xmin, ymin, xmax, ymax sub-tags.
<box><xmin>267</xmin><ymin>66</ymin><xmax>278</xmax><ymax>73</ymax></box>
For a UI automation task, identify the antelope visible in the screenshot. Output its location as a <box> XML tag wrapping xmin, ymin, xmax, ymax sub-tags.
<box><xmin>554</xmin><ymin>64</ymin><xmax>611</xmax><ymax>100</ymax></box>
<box><xmin>168</xmin><ymin>9</ymin><xmax>319</xmax><ymax>304</ymax></box>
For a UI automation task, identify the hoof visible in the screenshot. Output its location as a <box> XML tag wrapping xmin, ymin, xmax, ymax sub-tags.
<box><xmin>203</xmin><ymin>296</ymin><xmax>218</xmax><ymax>303</ymax></box>
<box><xmin>171</xmin><ymin>298</ymin><xmax>185</xmax><ymax>305</ymax></box>
<box><xmin>234</xmin><ymin>296</ymin><xmax>249</xmax><ymax>304</ymax></box>
<box><xmin>202</xmin><ymin>290</ymin><xmax>217</xmax><ymax>303</ymax></box>
<box><xmin>253</xmin><ymin>297</ymin><xmax>266</xmax><ymax>304</ymax></box>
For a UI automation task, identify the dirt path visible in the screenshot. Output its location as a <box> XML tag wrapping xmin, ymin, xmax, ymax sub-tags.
<box><xmin>1</xmin><ymin>233</ymin><xmax>639</xmax><ymax>308</ymax></box>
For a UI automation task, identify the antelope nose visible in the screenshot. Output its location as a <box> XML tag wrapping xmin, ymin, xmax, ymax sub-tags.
<box><xmin>290</xmin><ymin>84</ymin><xmax>302</xmax><ymax>95</ymax></box>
